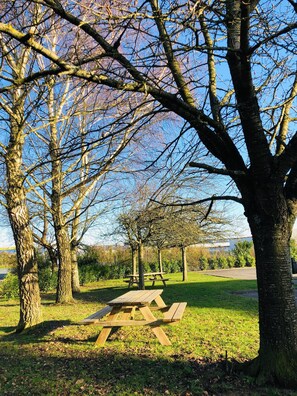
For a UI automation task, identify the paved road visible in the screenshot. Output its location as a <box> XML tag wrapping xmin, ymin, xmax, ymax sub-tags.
<box><xmin>203</xmin><ymin>267</ymin><xmax>297</xmax><ymax>281</ymax></box>
<box><xmin>204</xmin><ymin>267</ymin><xmax>257</xmax><ymax>280</ymax></box>
<box><xmin>203</xmin><ymin>268</ymin><xmax>297</xmax><ymax>301</ymax></box>
<box><xmin>0</xmin><ymin>268</ymin><xmax>9</xmax><ymax>281</ymax></box>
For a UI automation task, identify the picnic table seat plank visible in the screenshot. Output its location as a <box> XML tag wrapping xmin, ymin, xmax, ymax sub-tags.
<box><xmin>163</xmin><ymin>302</ymin><xmax>187</xmax><ymax>322</ymax></box>
<box><xmin>82</xmin><ymin>305</ymin><xmax>113</xmax><ymax>323</ymax></box>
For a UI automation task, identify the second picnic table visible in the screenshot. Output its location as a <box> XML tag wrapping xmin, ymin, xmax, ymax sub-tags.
<box><xmin>124</xmin><ymin>272</ymin><xmax>169</xmax><ymax>288</ymax></box>
<box><xmin>82</xmin><ymin>289</ymin><xmax>187</xmax><ymax>346</ymax></box>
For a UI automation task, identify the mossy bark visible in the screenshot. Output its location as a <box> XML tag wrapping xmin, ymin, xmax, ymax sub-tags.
<box><xmin>6</xmin><ymin>120</ymin><xmax>42</xmax><ymax>331</ymax></box>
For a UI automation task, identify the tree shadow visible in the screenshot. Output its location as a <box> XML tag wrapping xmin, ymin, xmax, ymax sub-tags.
<box><xmin>0</xmin><ymin>320</ymin><xmax>72</xmax><ymax>344</ymax></box>
<box><xmin>0</xmin><ymin>342</ymin><xmax>256</xmax><ymax>396</ymax></box>
<box><xmin>72</xmin><ymin>278</ymin><xmax>258</xmax><ymax>314</ymax></box>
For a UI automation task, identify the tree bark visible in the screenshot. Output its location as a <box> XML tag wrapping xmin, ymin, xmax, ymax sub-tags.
<box><xmin>138</xmin><ymin>241</ymin><xmax>145</xmax><ymax>290</ymax></box>
<box><xmin>242</xmin><ymin>191</ymin><xmax>297</xmax><ymax>386</ymax></box>
<box><xmin>158</xmin><ymin>248</ymin><xmax>163</xmax><ymax>273</ymax></box>
<box><xmin>181</xmin><ymin>246</ymin><xmax>188</xmax><ymax>281</ymax></box>
<box><xmin>5</xmin><ymin>126</ymin><xmax>42</xmax><ymax>331</ymax></box>
<box><xmin>70</xmin><ymin>244</ymin><xmax>81</xmax><ymax>293</ymax></box>
<box><xmin>51</xmin><ymin>157</ymin><xmax>74</xmax><ymax>303</ymax></box>
<box><xmin>132</xmin><ymin>246</ymin><xmax>137</xmax><ymax>276</ymax></box>
<box><xmin>54</xmin><ymin>222</ymin><xmax>74</xmax><ymax>303</ymax></box>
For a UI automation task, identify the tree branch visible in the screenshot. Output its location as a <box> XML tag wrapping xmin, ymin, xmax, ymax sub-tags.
<box><xmin>189</xmin><ymin>161</ymin><xmax>246</xmax><ymax>176</ymax></box>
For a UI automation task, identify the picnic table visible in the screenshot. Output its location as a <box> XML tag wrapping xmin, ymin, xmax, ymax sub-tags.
<box><xmin>124</xmin><ymin>272</ymin><xmax>169</xmax><ymax>288</ymax></box>
<box><xmin>82</xmin><ymin>289</ymin><xmax>187</xmax><ymax>346</ymax></box>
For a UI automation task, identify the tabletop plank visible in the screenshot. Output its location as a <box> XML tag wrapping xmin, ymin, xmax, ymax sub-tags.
<box><xmin>108</xmin><ymin>289</ymin><xmax>163</xmax><ymax>306</ymax></box>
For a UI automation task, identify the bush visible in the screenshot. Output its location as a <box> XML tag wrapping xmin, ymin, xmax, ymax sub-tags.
<box><xmin>227</xmin><ymin>255</ymin><xmax>236</xmax><ymax>268</ymax></box>
<box><xmin>232</xmin><ymin>241</ymin><xmax>254</xmax><ymax>268</ymax></box>
<box><xmin>162</xmin><ymin>259</ymin><xmax>182</xmax><ymax>273</ymax></box>
<box><xmin>0</xmin><ymin>272</ymin><xmax>19</xmax><ymax>299</ymax></box>
<box><xmin>208</xmin><ymin>257</ymin><xmax>219</xmax><ymax>270</ymax></box>
<box><xmin>234</xmin><ymin>254</ymin><xmax>246</xmax><ymax>267</ymax></box>
<box><xmin>218</xmin><ymin>256</ymin><xmax>229</xmax><ymax>269</ymax></box>
<box><xmin>39</xmin><ymin>268</ymin><xmax>58</xmax><ymax>292</ymax></box>
<box><xmin>199</xmin><ymin>256</ymin><xmax>208</xmax><ymax>270</ymax></box>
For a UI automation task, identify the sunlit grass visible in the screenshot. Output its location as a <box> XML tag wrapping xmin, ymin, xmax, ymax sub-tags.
<box><xmin>1</xmin><ymin>272</ymin><xmax>295</xmax><ymax>395</ymax></box>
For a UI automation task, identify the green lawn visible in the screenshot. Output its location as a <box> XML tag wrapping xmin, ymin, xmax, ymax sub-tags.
<box><xmin>0</xmin><ymin>272</ymin><xmax>296</xmax><ymax>395</ymax></box>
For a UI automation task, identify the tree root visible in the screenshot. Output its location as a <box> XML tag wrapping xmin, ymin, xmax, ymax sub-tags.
<box><xmin>237</xmin><ymin>352</ymin><xmax>297</xmax><ymax>389</ymax></box>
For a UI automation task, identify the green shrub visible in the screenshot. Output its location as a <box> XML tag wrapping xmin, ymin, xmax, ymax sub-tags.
<box><xmin>227</xmin><ymin>255</ymin><xmax>236</xmax><ymax>268</ymax></box>
<box><xmin>38</xmin><ymin>268</ymin><xmax>58</xmax><ymax>292</ymax></box>
<box><xmin>161</xmin><ymin>259</ymin><xmax>182</xmax><ymax>273</ymax></box>
<box><xmin>234</xmin><ymin>254</ymin><xmax>246</xmax><ymax>267</ymax></box>
<box><xmin>0</xmin><ymin>273</ymin><xmax>19</xmax><ymax>299</ymax></box>
<box><xmin>232</xmin><ymin>241</ymin><xmax>254</xmax><ymax>268</ymax></box>
<box><xmin>218</xmin><ymin>256</ymin><xmax>229</xmax><ymax>269</ymax></box>
<box><xmin>199</xmin><ymin>256</ymin><xmax>208</xmax><ymax>270</ymax></box>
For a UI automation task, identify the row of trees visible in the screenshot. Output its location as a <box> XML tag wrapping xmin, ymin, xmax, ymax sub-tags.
<box><xmin>0</xmin><ymin>8</ymin><xmax>152</xmax><ymax>330</ymax></box>
<box><xmin>0</xmin><ymin>0</ymin><xmax>296</xmax><ymax>386</ymax></box>
<box><xmin>118</xmin><ymin>198</ymin><xmax>227</xmax><ymax>287</ymax></box>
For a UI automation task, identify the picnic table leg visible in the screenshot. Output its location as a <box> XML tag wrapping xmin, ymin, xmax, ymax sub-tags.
<box><xmin>139</xmin><ymin>306</ymin><xmax>171</xmax><ymax>346</ymax></box>
<box><xmin>154</xmin><ymin>295</ymin><xmax>167</xmax><ymax>308</ymax></box>
<box><xmin>95</xmin><ymin>306</ymin><xmax>121</xmax><ymax>347</ymax></box>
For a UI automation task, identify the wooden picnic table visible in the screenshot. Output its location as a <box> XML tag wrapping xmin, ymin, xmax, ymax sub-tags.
<box><xmin>124</xmin><ymin>272</ymin><xmax>169</xmax><ymax>288</ymax></box>
<box><xmin>82</xmin><ymin>289</ymin><xmax>187</xmax><ymax>346</ymax></box>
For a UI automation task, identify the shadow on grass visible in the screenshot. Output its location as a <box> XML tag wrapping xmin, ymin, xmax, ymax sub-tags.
<box><xmin>72</xmin><ymin>278</ymin><xmax>258</xmax><ymax>313</ymax></box>
<box><xmin>0</xmin><ymin>320</ymin><xmax>72</xmax><ymax>344</ymax></box>
<box><xmin>0</xmin><ymin>342</ymin><xmax>263</xmax><ymax>396</ymax></box>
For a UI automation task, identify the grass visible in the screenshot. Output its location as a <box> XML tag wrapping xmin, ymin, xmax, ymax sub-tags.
<box><xmin>0</xmin><ymin>272</ymin><xmax>296</xmax><ymax>395</ymax></box>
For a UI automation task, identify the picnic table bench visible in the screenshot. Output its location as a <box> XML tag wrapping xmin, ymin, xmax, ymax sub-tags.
<box><xmin>124</xmin><ymin>272</ymin><xmax>169</xmax><ymax>288</ymax></box>
<box><xmin>81</xmin><ymin>289</ymin><xmax>186</xmax><ymax>346</ymax></box>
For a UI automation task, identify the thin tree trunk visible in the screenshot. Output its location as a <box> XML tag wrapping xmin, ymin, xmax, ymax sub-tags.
<box><xmin>70</xmin><ymin>209</ymin><xmax>81</xmax><ymax>293</ymax></box>
<box><xmin>48</xmin><ymin>80</ymin><xmax>74</xmax><ymax>304</ymax></box>
<box><xmin>46</xmin><ymin>246</ymin><xmax>58</xmax><ymax>275</ymax></box>
<box><xmin>138</xmin><ymin>241</ymin><xmax>145</xmax><ymax>290</ymax></box>
<box><xmin>6</xmin><ymin>127</ymin><xmax>42</xmax><ymax>331</ymax></box>
<box><xmin>158</xmin><ymin>248</ymin><xmax>163</xmax><ymax>272</ymax></box>
<box><xmin>181</xmin><ymin>246</ymin><xmax>188</xmax><ymax>281</ymax></box>
<box><xmin>71</xmin><ymin>244</ymin><xmax>80</xmax><ymax>293</ymax></box>
<box><xmin>51</xmin><ymin>162</ymin><xmax>74</xmax><ymax>303</ymax></box>
<box><xmin>132</xmin><ymin>247</ymin><xmax>137</xmax><ymax>275</ymax></box>
<box><xmin>54</xmin><ymin>223</ymin><xmax>74</xmax><ymax>303</ymax></box>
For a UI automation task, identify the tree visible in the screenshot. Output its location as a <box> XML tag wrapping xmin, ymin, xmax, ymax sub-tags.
<box><xmin>0</xmin><ymin>5</ymin><xmax>45</xmax><ymax>331</ymax></box>
<box><xmin>1</xmin><ymin>0</ymin><xmax>297</xmax><ymax>386</ymax></box>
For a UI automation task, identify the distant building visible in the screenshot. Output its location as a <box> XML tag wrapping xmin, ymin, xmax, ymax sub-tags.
<box><xmin>196</xmin><ymin>236</ymin><xmax>253</xmax><ymax>253</ymax></box>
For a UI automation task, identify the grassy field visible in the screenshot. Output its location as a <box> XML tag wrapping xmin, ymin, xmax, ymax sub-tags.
<box><xmin>0</xmin><ymin>272</ymin><xmax>296</xmax><ymax>395</ymax></box>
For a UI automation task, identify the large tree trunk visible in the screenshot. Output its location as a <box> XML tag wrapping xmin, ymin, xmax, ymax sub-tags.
<box><xmin>6</xmin><ymin>130</ymin><xmax>42</xmax><ymax>331</ymax></box>
<box><xmin>243</xmin><ymin>196</ymin><xmax>297</xmax><ymax>386</ymax></box>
